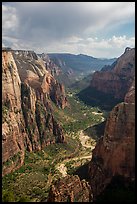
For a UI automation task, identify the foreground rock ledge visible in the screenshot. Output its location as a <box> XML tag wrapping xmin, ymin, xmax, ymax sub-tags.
<box><xmin>47</xmin><ymin>175</ymin><xmax>93</xmax><ymax>202</ymax></box>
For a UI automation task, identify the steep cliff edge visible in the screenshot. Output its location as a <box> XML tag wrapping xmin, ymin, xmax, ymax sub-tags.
<box><xmin>47</xmin><ymin>175</ymin><xmax>93</xmax><ymax>202</ymax></box>
<box><xmin>2</xmin><ymin>50</ymin><xmax>67</xmax><ymax>176</ymax></box>
<box><xmin>47</xmin><ymin>53</ymin><xmax>116</xmax><ymax>87</ymax></box>
<box><xmin>38</xmin><ymin>53</ymin><xmax>61</xmax><ymax>77</ymax></box>
<box><xmin>88</xmin><ymin>82</ymin><xmax>135</xmax><ymax>199</ymax></box>
<box><xmin>90</xmin><ymin>47</ymin><xmax>135</xmax><ymax>100</ymax></box>
<box><xmin>2</xmin><ymin>51</ymin><xmax>27</xmax><ymax>176</ymax></box>
<box><xmin>77</xmin><ymin>48</ymin><xmax>134</xmax><ymax>110</ymax></box>
<box><xmin>13</xmin><ymin>50</ymin><xmax>68</xmax><ymax>109</ymax></box>
<box><xmin>46</xmin><ymin>48</ymin><xmax>135</xmax><ymax>202</ymax></box>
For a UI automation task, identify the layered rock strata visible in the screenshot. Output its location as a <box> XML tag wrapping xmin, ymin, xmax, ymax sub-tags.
<box><xmin>88</xmin><ymin>82</ymin><xmax>135</xmax><ymax>198</ymax></box>
<box><xmin>90</xmin><ymin>48</ymin><xmax>135</xmax><ymax>100</ymax></box>
<box><xmin>47</xmin><ymin>175</ymin><xmax>93</xmax><ymax>202</ymax></box>
<box><xmin>2</xmin><ymin>49</ymin><xmax>67</xmax><ymax>176</ymax></box>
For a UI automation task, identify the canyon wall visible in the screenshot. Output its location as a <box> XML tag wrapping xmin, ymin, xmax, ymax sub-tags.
<box><xmin>90</xmin><ymin>47</ymin><xmax>135</xmax><ymax>100</ymax></box>
<box><xmin>47</xmin><ymin>175</ymin><xmax>93</xmax><ymax>202</ymax></box>
<box><xmin>47</xmin><ymin>84</ymin><xmax>135</xmax><ymax>202</ymax></box>
<box><xmin>2</xmin><ymin>50</ymin><xmax>68</xmax><ymax>176</ymax></box>
<box><xmin>46</xmin><ymin>48</ymin><xmax>135</xmax><ymax>202</ymax></box>
<box><xmin>88</xmin><ymin>81</ymin><xmax>135</xmax><ymax>198</ymax></box>
<box><xmin>47</xmin><ymin>84</ymin><xmax>135</xmax><ymax>201</ymax></box>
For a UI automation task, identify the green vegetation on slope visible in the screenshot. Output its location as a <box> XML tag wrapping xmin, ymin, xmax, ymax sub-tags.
<box><xmin>2</xmin><ymin>105</ymin><xmax>9</xmax><ymax>123</ymax></box>
<box><xmin>53</xmin><ymin>89</ymin><xmax>107</xmax><ymax>135</ymax></box>
<box><xmin>48</xmin><ymin>53</ymin><xmax>116</xmax><ymax>73</ymax></box>
<box><xmin>2</xmin><ymin>88</ymin><xmax>107</xmax><ymax>202</ymax></box>
<box><xmin>2</xmin><ymin>136</ymin><xmax>80</xmax><ymax>202</ymax></box>
<box><xmin>70</xmin><ymin>73</ymin><xmax>93</xmax><ymax>90</ymax></box>
<box><xmin>77</xmin><ymin>86</ymin><xmax>122</xmax><ymax>111</ymax></box>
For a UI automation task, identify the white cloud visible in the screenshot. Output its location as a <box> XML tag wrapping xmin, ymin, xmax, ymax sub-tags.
<box><xmin>45</xmin><ymin>35</ymin><xmax>135</xmax><ymax>58</ymax></box>
<box><xmin>2</xmin><ymin>2</ymin><xmax>135</xmax><ymax>58</ymax></box>
<box><xmin>84</xmin><ymin>2</ymin><xmax>135</xmax><ymax>36</ymax></box>
<box><xmin>2</xmin><ymin>4</ymin><xmax>18</xmax><ymax>33</ymax></box>
<box><xmin>79</xmin><ymin>36</ymin><xmax>135</xmax><ymax>58</ymax></box>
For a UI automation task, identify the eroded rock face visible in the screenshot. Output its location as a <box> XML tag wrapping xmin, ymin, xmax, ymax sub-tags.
<box><xmin>2</xmin><ymin>51</ymin><xmax>27</xmax><ymax>176</ymax></box>
<box><xmin>2</xmin><ymin>50</ymin><xmax>67</xmax><ymax>176</ymax></box>
<box><xmin>47</xmin><ymin>49</ymin><xmax>135</xmax><ymax>202</ymax></box>
<box><xmin>47</xmin><ymin>175</ymin><xmax>93</xmax><ymax>202</ymax></box>
<box><xmin>88</xmin><ymin>83</ymin><xmax>135</xmax><ymax>198</ymax></box>
<box><xmin>90</xmin><ymin>48</ymin><xmax>135</xmax><ymax>100</ymax></box>
<box><xmin>124</xmin><ymin>80</ymin><xmax>135</xmax><ymax>103</ymax></box>
<box><xmin>13</xmin><ymin>50</ymin><xmax>68</xmax><ymax>109</ymax></box>
<box><xmin>38</xmin><ymin>53</ymin><xmax>61</xmax><ymax>76</ymax></box>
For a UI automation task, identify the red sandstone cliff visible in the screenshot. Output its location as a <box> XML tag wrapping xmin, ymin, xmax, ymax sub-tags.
<box><xmin>47</xmin><ymin>175</ymin><xmax>93</xmax><ymax>202</ymax></box>
<box><xmin>91</xmin><ymin>48</ymin><xmax>135</xmax><ymax>100</ymax></box>
<box><xmin>2</xmin><ymin>50</ymin><xmax>68</xmax><ymax>176</ymax></box>
<box><xmin>46</xmin><ymin>48</ymin><xmax>135</xmax><ymax>202</ymax></box>
<box><xmin>46</xmin><ymin>83</ymin><xmax>135</xmax><ymax>202</ymax></box>
<box><xmin>88</xmin><ymin>81</ymin><xmax>135</xmax><ymax>198</ymax></box>
<box><xmin>39</xmin><ymin>53</ymin><xmax>61</xmax><ymax>76</ymax></box>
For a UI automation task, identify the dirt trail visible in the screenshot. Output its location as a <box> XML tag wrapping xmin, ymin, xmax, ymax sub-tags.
<box><xmin>92</xmin><ymin>111</ymin><xmax>105</xmax><ymax>122</ymax></box>
<box><xmin>56</xmin><ymin>112</ymin><xmax>105</xmax><ymax>177</ymax></box>
<box><xmin>56</xmin><ymin>164</ymin><xmax>67</xmax><ymax>177</ymax></box>
<box><xmin>56</xmin><ymin>130</ymin><xmax>96</xmax><ymax>177</ymax></box>
<box><xmin>79</xmin><ymin>130</ymin><xmax>96</xmax><ymax>149</ymax></box>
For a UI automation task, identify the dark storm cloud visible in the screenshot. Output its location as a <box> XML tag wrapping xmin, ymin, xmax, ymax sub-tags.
<box><xmin>13</xmin><ymin>2</ymin><xmax>96</xmax><ymax>41</ymax></box>
<box><xmin>2</xmin><ymin>2</ymin><xmax>135</xmax><ymax>57</ymax></box>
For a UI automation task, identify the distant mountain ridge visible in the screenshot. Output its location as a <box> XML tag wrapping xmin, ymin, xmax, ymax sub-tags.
<box><xmin>77</xmin><ymin>47</ymin><xmax>135</xmax><ymax>110</ymax></box>
<box><xmin>47</xmin><ymin>53</ymin><xmax>116</xmax><ymax>87</ymax></box>
<box><xmin>48</xmin><ymin>53</ymin><xmax>116</xmax><ymax>73</ymax></box>
<box><xmin>3</xmin><ymin>49</ymin><xmax>116</xmax><ymax>87</ymax></box>
<box><xmin>90</xmin><ymin>47</ymin><xmax>135</xmax><ymax>99</ymax></box>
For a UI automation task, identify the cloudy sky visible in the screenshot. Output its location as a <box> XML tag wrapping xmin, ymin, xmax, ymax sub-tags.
<box><xmin>2</xmin><ymin>2</ymin><xmax>135</xmax><ymax>58</ymax></box>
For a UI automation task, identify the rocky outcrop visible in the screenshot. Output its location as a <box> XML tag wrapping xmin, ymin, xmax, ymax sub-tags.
<box><xmin>90</xmin><ymin>48</ymin><xmax>135</xmax><ymax>100</ymax></box>
<box><xmin>2</xmin><ymin>51</ymin><xmax>27</xmax><ymax>175</ymax></box>
<box><xmin>124</xmin><ymin>80</ymin><xmax>135</xmax><ymax>103</ymax></box>
<box><xmin>47</xmin><ymin>175</ymin><xmax>93</xmax><ymax>202</ymax></box>
<box><xmin>88</xmin><ymin>82</ymin><xmax>135</xmax><ymax>199</ymax></box>
<box><xmin>47</xmin><ymin>53</ymin><xmax>116</xmax><ymax>87</ymax></box>
<box><xmin>13</xmin><ymin>50</ymin><xmax>68</xmax><ymax>109</ymax></box>
<box><xmin>47</xmin><ymin>48</ymin><xmax>135</xmax><ymax>202</ymax></box>
<box><xmin>38</xmin><ymin>53</ymin><xmax>61</xmax><ymax>76</ymax></box>
<box><xmin>2</xmin><ymin>49</ymin><xmax>67</xmax><ymax>176</ymax></box>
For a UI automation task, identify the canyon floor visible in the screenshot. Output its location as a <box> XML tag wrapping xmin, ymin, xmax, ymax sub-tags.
<box><xmin>56</xmin><ymin>129</ymin><xmax>97</xmax><ymax>177</ymax></box>
<box><xmin>2</xmin><ymin>89</ymin><xmax>106</xmax><ymax>202</ymax></box>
